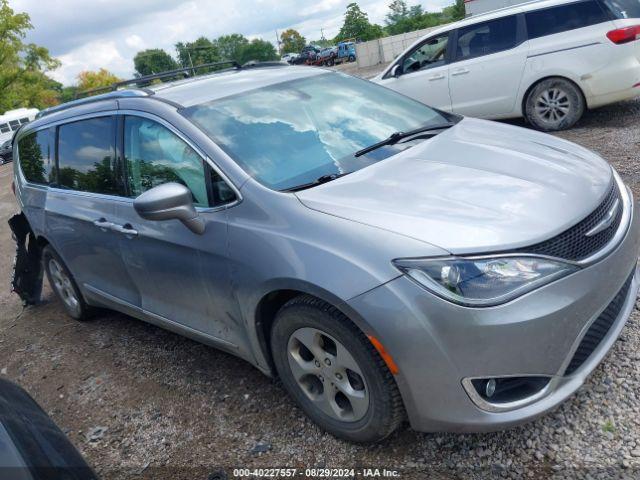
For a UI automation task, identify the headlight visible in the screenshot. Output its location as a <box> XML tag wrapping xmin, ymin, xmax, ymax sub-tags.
<box><xmin>393</xmin><ymin>256</ymin><xmax>579</xmax><ymax>307</ymax></box>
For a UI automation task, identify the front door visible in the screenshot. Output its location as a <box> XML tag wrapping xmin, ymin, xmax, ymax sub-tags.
<box><xmin>448</xmin><ymin>15</ymin><xmax>528</xmax><ymax>118</ymax></box>
<box><xmin>377</xmin><ymin>32</ymin><xmax>452</xmax><ymax>111</ymax></box>
<box><xmin>113</xmin><ymin>114</ymin><xmax>243</xmax><ymax>348</ymax></box>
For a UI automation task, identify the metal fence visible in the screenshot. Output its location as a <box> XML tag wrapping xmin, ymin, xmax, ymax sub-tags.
<box><xmin>355</xmin><ymin>26</ymin><xmax>443</xmax><ymax>69</ymax></box>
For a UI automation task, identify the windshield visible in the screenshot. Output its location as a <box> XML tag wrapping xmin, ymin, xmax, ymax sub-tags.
<box><xmin>182</xmin><ymin>72</ymin><xmax>449</xmax><ymax>191</ymax></box>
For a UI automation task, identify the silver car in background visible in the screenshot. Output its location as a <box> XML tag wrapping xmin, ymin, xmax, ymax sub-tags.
<box><xmin>11</xmin><ymin>64</ymin><xmax>639</xmax><ymax>443</ymax></box>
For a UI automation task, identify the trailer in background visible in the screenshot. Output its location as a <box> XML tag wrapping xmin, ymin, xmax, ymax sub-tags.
<box><xmin>0</xmin><ymin>108</ymin><xmax>39</xmax><ymax>144</ymax></box>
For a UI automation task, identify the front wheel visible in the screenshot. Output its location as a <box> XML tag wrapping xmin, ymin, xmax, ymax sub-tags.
<box><xmin>524</xmin><ymin>78</ymin><xmax>585</xmax><ymax>131</ymax></box>
<box><xmin>271</xmin><ymin>295</ymin><xmax>404</xmax><ymax>443</ymax></box>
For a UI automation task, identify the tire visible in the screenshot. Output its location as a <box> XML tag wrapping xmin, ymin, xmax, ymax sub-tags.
<box><xmin>271</xmin><ymin>295</ymin><xmax>404</xmax><ymax>443</ymax></box>
<box><xmin>43</xmin><ymin>245</ymin><xmax>92</xmax><ymax>321</ymax></box>
<box><xmin>348</xmin><ymin>55</ymin><xmax>355</xmax><ymax>63</ymax></box>
<box><xmin>327</xmin><ymin>58</ymin><xmax>335</xmax><ymax>67</ymax></box>
<box><xmin>524</xmin><ymin>77</ymin><xmax>585</xmax><ymax>132</ymax></box>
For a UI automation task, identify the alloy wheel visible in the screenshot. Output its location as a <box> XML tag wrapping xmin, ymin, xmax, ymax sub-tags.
<box><xmin>534</xmin><ymin>87</ymin><xmax>571</xmax><ymax>124</ymax></box>
<box><xmin>287</xmin><ymin>327</ymin><xmax>369</xmax><ymax>422</ymax></box>
<box><xmin>48</xmin><ymin>258</ymin><xmax>81</xmax><ymax>316</ymax></box>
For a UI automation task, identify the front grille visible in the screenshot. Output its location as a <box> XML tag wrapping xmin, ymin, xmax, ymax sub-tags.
<box><xmin>519</xmin><ymin>181</ymin><xmax>622</xmax><ymax>261</ymax></box>
<box><xmin>564</xmin><ymin>271</ymin><xmax>634</xmax><ymax>376</ymax></box>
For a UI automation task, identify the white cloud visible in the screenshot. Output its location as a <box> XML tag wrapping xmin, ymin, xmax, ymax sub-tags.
<box><xmin>125</xmin><ymin>35</ymin><xmax>145</xmax><ymax>49</ymax></box>
<box><xmin>48</xmin><ymin>40</ymin><xmax>130</xmax><ymax>84</ymax></box>
<box><xmin>9</xmin><ymin>0</ymin><xmax>453</xmax><ymax>85</ymax></box>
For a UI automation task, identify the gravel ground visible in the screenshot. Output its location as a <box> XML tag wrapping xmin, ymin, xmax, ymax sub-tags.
<box><xmin>1</xmin><ymin>97</ymin><xmax>639</xmax><ymax>480</ymax></box>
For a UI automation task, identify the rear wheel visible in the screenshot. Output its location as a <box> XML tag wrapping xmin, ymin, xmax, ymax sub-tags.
<box><xmin>43</xmin><ymin>246</ymin><xmax>92</xmax><ymax>321</ymax></box>
<box><xmin>524</xmin><ymin>77</ymin><xmax>585</xmax><ymax>131</ymax></box>
<box><xmin>271</xmin><ymin>295</ymin><xmax>404</xmax><ymax>443</ymax></box>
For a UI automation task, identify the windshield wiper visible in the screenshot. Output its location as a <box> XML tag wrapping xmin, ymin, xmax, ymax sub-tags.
<box><xmin>354</xmin><ymin>122</ymin><xmax>455</xmax><ymax>158</ymax></box>
<box><xmin>282</xmin><ymin>172</ymin><xmax>351</xmax><ymax>192</ymax></box>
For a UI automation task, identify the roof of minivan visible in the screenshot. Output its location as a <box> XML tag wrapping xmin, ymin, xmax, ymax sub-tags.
<box><xmin>416</xmin><ymin>0</ymin><xmax>583</xmax><ymax>37</ymax></box>
<box><xmin>151</xmin><ymin>65</ymin><xmax>326</xmax><ymax>107</ymax></box>
<box><xmin>22</xmin><ymin>65</ymin><xmax>329</xmax><ymax>132</ymax></box>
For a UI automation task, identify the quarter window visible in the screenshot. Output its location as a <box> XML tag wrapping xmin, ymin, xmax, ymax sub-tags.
<box><xmin>526</xmin><ymin>1</ymin><xmax>610</xmax><ymax>40</ymax></box>
<box><xmin>455</xmin><ymin>15</ymin><xmax>519</xmax><ymax>61</ymax></box>
<box><xmin>124</xmin><ymin>116</ymin><xmax>211</xmax><ymax>207</ymax></box>
<box><xmin>57</xmin><ymin>116</ymin><xmax>121</xmax><ymax>195</ymax></box>
<box><xmin>18</xmin><ymin>129</ymin><xmax>53</xmax><ymax>185</ymax></box>
<box><xmin>402</xmin><ymin>34</ymin><xmax>449</xmax><ymax>73</ymax></box>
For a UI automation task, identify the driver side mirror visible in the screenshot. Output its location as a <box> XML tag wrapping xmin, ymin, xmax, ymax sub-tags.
<box><xmin>390</xmin><ymin>64</ymin><xmax>401</xmax><ymax>78</ymax></box>
<box><xmin>133</xmin><ymin>182</ymin><xmax>205</xmax><ymax>235</ymax></box>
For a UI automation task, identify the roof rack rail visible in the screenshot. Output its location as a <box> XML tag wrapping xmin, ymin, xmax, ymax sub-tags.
<box><xmin>36</xmin><ymin>89</ymin><xmax>150</xmax><ymax>119</ymax></box>
<box><xmin>37</xmin><ymin>60</ymin><xmax>290</xmax><ymax>120</ymax></box>
<box><xmin>75</xmin><ymin>60</ymin><xmax>242</xmax><ymax>99</ymax></box>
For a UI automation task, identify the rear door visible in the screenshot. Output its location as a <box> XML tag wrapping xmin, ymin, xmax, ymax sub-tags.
<box><xmin>377</xmin><ymin>32</ymin><xmax>453</xmax><ymax>110</ymax></box>
<box><xmin>45</xmin><ymin>114</ymin><xmax>140</xmax><ymax>306</ymax></box>
<box><xmin>524</xmin><ymin>1</ymin><xmax>621</xmax><ymax>99</ymax></box>
<box><xmin>448</xmin><ymin>14</ymin><xmax>529</xmax><ymax>117</ymax></box>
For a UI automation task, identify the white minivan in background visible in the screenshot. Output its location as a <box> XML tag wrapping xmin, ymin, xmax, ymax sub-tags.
<box><xmin>373</xmin><ymin>0</ymin><xmax>640</xmax><ymax>131</ymax></box>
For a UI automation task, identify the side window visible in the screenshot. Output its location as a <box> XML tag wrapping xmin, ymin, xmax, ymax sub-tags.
<box><xmin>402</xmin><ymin>34</ymin><xmax>449</xmax><ymax>74</ymax></box>
<box><xmin>124</xmin><ymin>116</ymin><xmax>213</xmax><ymax>207</ymax></box>
<box><xmin>526</xmin><ymin>1</ymin><xmax>610</xmax><ymax>40</ymax></box>
<box><xmin>18</xmin><ymin>129</ymin><xmax>53</xmax><ymax>185</ymax></box>
<box><xmin>455</xmin><ymin>15</ymin><xmax>519</xmax><ymax>62</ymax></box>
<box><xmin>57</xmin><ymin>116</ymin><xmax>121</xmax><ymax>195</ymax></box>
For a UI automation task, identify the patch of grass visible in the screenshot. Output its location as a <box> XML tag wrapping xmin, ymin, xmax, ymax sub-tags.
<box><xmin>602</xmin><ymin>421</ymin><xmax>616</xmax><ymax>433</ymax></box>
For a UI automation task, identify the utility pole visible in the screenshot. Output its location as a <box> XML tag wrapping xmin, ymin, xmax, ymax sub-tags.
<box><xmin>186</xmin><ymin>49</ymin><xmax>195</xmax><ymax>76</ymax></box>
<box><xmin>275</xmin><ymin>30</ymin><xmax>282</xmax><ymax>55</ymax></box>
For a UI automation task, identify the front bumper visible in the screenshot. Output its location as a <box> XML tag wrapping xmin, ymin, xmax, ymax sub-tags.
<box><xmin>348</xmin><ymin>193</ymin><xmax>640</xmax><ymax>433</ymax></box>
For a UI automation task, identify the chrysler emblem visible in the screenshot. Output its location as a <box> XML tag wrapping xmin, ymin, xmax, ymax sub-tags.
<box><xmin>585</xmin><ymin>199</ymin><xmax>620</xmax><ymax>237</ymax></box>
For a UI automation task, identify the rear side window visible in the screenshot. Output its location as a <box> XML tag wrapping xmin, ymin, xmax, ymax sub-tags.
<box><xmin>601</xmin><ymin>0</ymin><xmax>640</xmax><ymax>18</ymax></box>
<box><xmin>19</xmin><ymin>129</ymin><xmax>53</xmax><ymax>185</ymax></box>
<box><xmin>526</xmin><ymin>1</ymin><xmax>610</xmax><ymax>40</ymax></box>
<box><xmin>456</xmin><ymin>15</ymin><xmax>519</xmax><ymax>61</ymax></box>
<box><xmin>57</xmin><ymin>116</ymin><xmax>121</xmax><ymax>195</ymax></box>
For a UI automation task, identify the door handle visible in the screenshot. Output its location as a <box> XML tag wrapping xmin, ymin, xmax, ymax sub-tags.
<box><xmin>428</xmin><ymin>73</ymin><xmax>446</xmax><ymax>81</ymax></box>
<box><xmin>93</xmin><ymin>219</ymin><xmax>114</xmax><ymax>231</ymax></box>
<box><xmin>451</xmin><ymin>68</ymin><xmax>470</xmax><ymax>76</ymax></box>
<box><xmin>111</xmin><ymin>223</ymin><xmax>138</xmax><ymax>237</ymax></box>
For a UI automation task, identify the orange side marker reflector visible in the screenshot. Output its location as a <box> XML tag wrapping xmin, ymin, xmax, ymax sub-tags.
<box><xmin>368</xmin><ymin>335</ymin><xmax>399</xmax><ymax>375</ymax></box>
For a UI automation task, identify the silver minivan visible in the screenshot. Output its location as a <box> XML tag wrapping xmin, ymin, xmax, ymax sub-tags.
<box><xmin>11</xmin><ymin>64</ymin><xmax>639</xmax><ymax>443</ymax></box>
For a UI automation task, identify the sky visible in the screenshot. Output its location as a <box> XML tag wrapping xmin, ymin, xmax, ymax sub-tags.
<box><xmin>10</xmin><ymin>0</ymin><xmax>452</xmax><ymax>86</ymax></box>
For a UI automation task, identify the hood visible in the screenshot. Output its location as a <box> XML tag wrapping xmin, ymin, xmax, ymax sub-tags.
<box><xmin>296</xmin><ymin>118</ymin><xmax>613</xmax><ymax>254</ymax></box>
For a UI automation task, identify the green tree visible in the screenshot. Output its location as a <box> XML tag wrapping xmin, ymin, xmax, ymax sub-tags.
<box><xmin>280</xmin><ymin>29</ymin><xmax>306</xmax><ymax>54</ymax></box>
<box><xmin>176</xmin><ymin>37</ymin><xmax>220</xmax><ymax>71</ymax></box>
<box><xmin>239</xmin><ymin>39</ymin><xmax>278</xmax><ymax>64</ymax></box>
<box><xmin>336</xmin><ymin>3</ymin><xmax>384</xmax><ymax>42</ymax></box>
<box><xmin>134</xmin><ymin>48</ymin><xmax>178</xmax><ymax>76</ymax></box>
<box><xmin>386</xmin><ymin>0</ymin><xmax>410</xmax><ymax>26</ymax></box>
<box><xmin>215</xmin><ymin>34</ymin><xmax>248</xmax><ymax>63</ymax></box>
<box><xmin>0</xmin><ymin>0</ymin><xmax>60</xmax><ymax>111</ymax></box>
<box><xmin>443</xmin><ymin>0</ymin><xmax>466</xmax><ymax>21</ymax></box>
<box><xmin>76</xmin><ymin>68</ymin><xmax>121</xmax><ymax>92</ymax></box>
